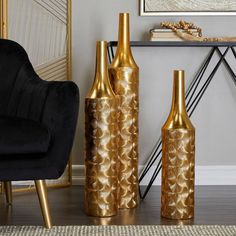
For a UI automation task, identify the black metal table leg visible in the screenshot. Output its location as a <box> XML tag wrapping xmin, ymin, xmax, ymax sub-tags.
<box><xmin>187</xmin><ymin>47</ymin><xmax>229</xmax><ymax>116</ymax></box>
<box><xmin>107</xmin><ymin>44</ymin><xmax>114</xmax><ymax>64</ymax></box>
<box><xmin>186</xmin><ymin>48</ymin><xmax>216</xmax><ymax>101</ymax></box>
<box><xmin>216</xmin><ymin>48</ymin><xmax>236</xmax><ymax>87</ymax></box>
<box><xmin>107</xmin><ymin>46</ymin><xmax>112</xmax><ymax>64</ymax></box>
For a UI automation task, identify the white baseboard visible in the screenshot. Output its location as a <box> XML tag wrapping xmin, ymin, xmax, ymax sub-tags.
<box><xmin>72</xmin><ymin>165</ymin><xmax>236</xmax><ymax>186</ymax></box>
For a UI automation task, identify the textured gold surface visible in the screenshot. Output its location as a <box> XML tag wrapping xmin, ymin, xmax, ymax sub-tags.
<box><xmin>85</xmin><ymin>41</ymin><xmax>118</xmax><ymax>217</ymax></box>
<box><xmin>161</xmin><ymin>129</ymin><xmax>195</xmax><ymax>220</ymax></box>
<box><xmin>85</xmin><ymin>98</ymin><xmax>118</xmax><ymax>217</ymax></box>
<box><xmin>161</xmin><ymin>70</ymin><xmax>195</xmax><ymax>220</ymax></box>
<box><xmin>109</xmin><ymin>13</ymin><xmax>139</xmax><ymax>209</ymax></box>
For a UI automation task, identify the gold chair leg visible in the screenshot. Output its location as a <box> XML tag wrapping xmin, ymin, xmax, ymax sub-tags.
<box><xmin>3</xmin><ymin>181</ymin><xmax>12</xmax><ymax>205</ymax></box>
<box><xmin>35</xmin><ymin>180</ymin><xmax>52</xmax><ymax>229</ymax></box>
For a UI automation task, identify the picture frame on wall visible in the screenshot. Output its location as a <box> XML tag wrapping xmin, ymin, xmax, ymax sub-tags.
<box><xmin>140</xmin><ymin>0</ymin><xmax>236</xmax><ymax>16</ymax></box>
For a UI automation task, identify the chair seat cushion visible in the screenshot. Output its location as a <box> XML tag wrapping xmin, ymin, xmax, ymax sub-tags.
<box><xmin>0</xmin><ymin>116</ymin><xmax>51</xmax><ymax>155</ymax></box>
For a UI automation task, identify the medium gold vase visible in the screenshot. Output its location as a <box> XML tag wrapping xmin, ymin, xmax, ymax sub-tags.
<box><xmin>109</xmin><ymin>13</ymin><xmax>139</xmax><ymax>209</ymax></box>
<box><xmin>85</xmin><ymin>41</ymin><xmax>118</xmax><ymax>217</ymax></box>
<box><xmin>161</xmin><ymin>70</ymin><xmax>195</xmax><ymax>220</ymax></box>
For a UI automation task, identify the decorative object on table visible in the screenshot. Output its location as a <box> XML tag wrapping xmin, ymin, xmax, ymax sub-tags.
<box><xmin>85</xmin><ymin>41</ymin><xmax>118</xmax><ymax>217</ymax></box>
<box><xmin>2</xmin><ymin>0</ymin><xmax>73</xmax><ymax>190</ymax></box>
<box><xmin>150</xmin><ymin>29</ymin><xmax>199</xmax><ymax>42</ymax></box>
<box><xmin>161</xmin><ymin>70</ymin><xmax>195</xmax><ymax>220</ymax></box>
<box><xmin>140</xmin><ymin>0</ymin><xmax>236</xmax><ymax>16</ymax></box>
<box><xmin>109</xmin><ymin>13</ymin><xmax>139</xmax><ymax>209</ymax></box>
<box><xmin>161</xmin><ymin>20</ymin><xmax>236</xmax><ymax>42</ymax></box>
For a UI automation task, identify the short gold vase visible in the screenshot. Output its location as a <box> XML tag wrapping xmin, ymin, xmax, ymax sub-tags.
<box><xmin>109</xmin><ymin>13</ymin><xmax>139</xmax><ymax>209</ymax></box>
<box><xmin>85</xmin><ymin>41</ymin><xmax>118</xmax><ymax>217</ymax></box>
<box><xmin>161</xmin><ymin>70</ymin><xmax>195</xmax><ymax>220</ymax></box>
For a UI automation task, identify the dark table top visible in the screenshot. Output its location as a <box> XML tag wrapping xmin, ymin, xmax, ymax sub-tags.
<box><xmin>109</xmin><ymin>41</ymin><xmax>236</xmax><ymax>47</ymax></box>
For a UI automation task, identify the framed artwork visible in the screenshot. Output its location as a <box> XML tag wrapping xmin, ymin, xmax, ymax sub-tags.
<box><xmin>140</xmin><ymin>0</ymin><xmax>236</xmax><ymax>16</ymax></box>
<box><xmin>0</xmin><ymin>0</ymin><xmax>72</xmax><ymax>192</ymax></box>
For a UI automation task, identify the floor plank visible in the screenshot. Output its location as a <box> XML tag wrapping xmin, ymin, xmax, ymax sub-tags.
<box><xmin>0</xmin><ymin>186</ymin><xmax>235</xmax><ymax>226</ymax></box>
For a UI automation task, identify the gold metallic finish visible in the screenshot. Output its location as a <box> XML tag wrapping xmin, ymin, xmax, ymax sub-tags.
<box><xmin>0</xmin><ymin>0</ymin><xmax>10</xmax><ymax>195</ymax></box>
<box><xmin>68</xmin><ymin>155</ymin><xmax>73</xmax><ymax>185</ymax></box>
<box><xmin>109</xmin><ymin>13</ymin><xmax>139</xmax><ymax>209</ymax></box>
<box><xmin>67</xmin><ymin>0</ymin><xmax>72</xmax><ymax>81</ymax></box>
<box><xmin>36</xmin><ymin>57</ymin><xmax>66</xmax><ymax>73</ymax></box>
<box><xmin>93</xmin><ymin>217</ymin><xmax>112</xmax><ymax>226</ymax></box>
<box><xmin>44</xmin><ymin>71</ymin><xmax>67</xmax><ymax>81</ymax></box>
<box><xmin>85</xmin><ymin>41</ymin><xmax>118</xmax><ymax>217</ymax></box>
<box><xmin>12</xmin><ymin>182</ymin><xmax>71</xmax><ymax>194</ymax></box>
<box><xmin>161</xmin><ymin>70</ymin><xmax>195</xmax><ymax>220</ymax></box>
<box><xmin>37</xmin><ymin>59</ymin><xmax>67</xmax><ymax>75</ymax></box>
<box><xmin>0</xmin><ymin>183</ymin><xmax>3</xmax><ymax>194</ymax></box>
<box><xmin>3</xmin><ymin>181</ymin><xmax>12</xmax><ymax>205</ymax></box>
<box><xmin>0</xmin><ymin>0</ymin><xmax>8</xmax><ymax>38</ymax></box>
<box><xmin>35</xmin><ymin>180</ymin><xmax>52</xmax><ymax>229</ymax></box>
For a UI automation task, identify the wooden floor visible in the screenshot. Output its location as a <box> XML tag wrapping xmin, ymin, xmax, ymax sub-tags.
<box><xmin>0</xmin><ymin>186</ymin><xmax>235</xmax><ymax>226</ymax></box>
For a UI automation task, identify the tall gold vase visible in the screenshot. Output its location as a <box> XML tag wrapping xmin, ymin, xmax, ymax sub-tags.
<box><xmin>161</xmin><ymin>70</ymin><xmax>195</xmax><ymax>220</ymax></box>
<box><xmin>109</xmin><ymin>13</ymin><xmax>139</xmax><ymax>209</ymax></box>
<box><xmin>85</xmin><ymin>41</ymin><xmax>118</xmax><ymax>217</ymax></box>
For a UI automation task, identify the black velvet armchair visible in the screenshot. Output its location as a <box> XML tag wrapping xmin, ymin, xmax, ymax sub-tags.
<box><xmin>0</xmin><ymin>39</ymin><xmax>79</xmax><ymax>228</ymax></box>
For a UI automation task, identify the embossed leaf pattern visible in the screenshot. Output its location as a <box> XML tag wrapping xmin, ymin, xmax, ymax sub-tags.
<box><xmin>110</xmin><ymin>67</ymin><xmax>139</xmax><ymax>209</ymax></box>
<box><xmin>85</xmin><ymin>98</ymin><xmax>118</xmax><ymax>217</ymax></box>
<box><xmin>162</xmin><ymin>129</ymin><xmax>195</xmax><ymax>220</ymax></box>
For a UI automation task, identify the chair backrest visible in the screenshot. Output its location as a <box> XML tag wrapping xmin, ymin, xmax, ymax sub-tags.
<box><xmin>0</xmin><ymin>39</ymin><xmax>49</xmax><ymax>122</ymax></box>
<box><xmin>0</xmin><ymin>39</ymin><xmax>28</xmax><ymax>115</ymax></box>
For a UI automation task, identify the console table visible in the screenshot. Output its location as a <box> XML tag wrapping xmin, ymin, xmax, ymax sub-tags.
<box><xmin>108</xmin><ymin>41</ymin><xmax>236</xmax><ymax>199</ymax></box>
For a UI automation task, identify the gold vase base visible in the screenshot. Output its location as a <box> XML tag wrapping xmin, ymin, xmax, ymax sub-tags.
<box><xmin>118</xmin><ymin>200</ymin><xmax>139</xmax><ymax>209</ymax></box>
<box><xmin>118</xmin><ymin>192</ymin><xmax>139</xmax><ymax>209</ymax></box>
<box><xmin>85</xmin><ymin>200</ymin><xmax>117</xmax><ymax>218</ymax></box>
<box><xmin>161</xmin><ymin>208</ymin><xmax>194</xmax><ymax>220</ymax></box>
<box><xmin>118</xmin><ymin>205</ymin><xmax>138</xmax><ymax>210</ymax></box>
<box><xmin>117</xmin><ymin>170</ymin><xmax>139</xmax><ymax>210</ymax></box>
<box><xmin>161</xmin><ymin>215</ymin><xmax>194</xmax><ymax>220</ymax></box>
<box><xmin>86</xmin><ymin>210</ymin><xmax>117</xmax><ymax>218</ymax></box>
<box><xmin>85</xmin><ymin>188</ymin><xmax>118</xmax><ymax>217</ymax></box>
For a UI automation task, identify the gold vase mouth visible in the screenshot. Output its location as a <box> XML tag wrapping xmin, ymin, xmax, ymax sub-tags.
<box><xmin>119</xmin><ymin>12</ymin><xmax>129</xmax><ymax>16</ymax></box>
<box><xmin>173</xmin><ymin>70</ymin><xmax>185</xmax><ymax>80</ymax></box>
<box><xmin>96</xmin><ymin>40</ymin><xmax>107</xmax><ymax>47</ymax></box>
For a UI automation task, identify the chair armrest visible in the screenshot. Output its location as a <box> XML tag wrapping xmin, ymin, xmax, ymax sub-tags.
<box><xmin>41</xmin><ymin>80</ymin><xmax>79</xmax><ymax>172</ymax></box>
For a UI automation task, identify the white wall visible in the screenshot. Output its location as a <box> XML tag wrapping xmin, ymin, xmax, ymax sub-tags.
<box><xmin>71</xmin><ymin>0</ymin><xmax>236</xmax><ymax>167</ymax></box>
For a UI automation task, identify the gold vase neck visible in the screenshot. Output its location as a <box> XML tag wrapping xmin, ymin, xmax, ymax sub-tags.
<box><xmin>111</xmin><ymin>13</ymin><xmax>137</xmax><ymax>68</ymax></box>
<box><xmin>163</xmin><ymin>70</ymin><xmax>194</xmax><ymax>130</ymax></box>
<box><xmin>87</xmin><ymin>41</ymin><xmax>116</xmax><ymax>99</ymax></box>
<box><xmin>171</xmin><ymin>71</ymin><xmax>187</xmax><ymax>115</ymax></box>
<box><xmin>117</xmin><ymin>13</ymin><xmax>131</xmax><ymax>53</ymax></box>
